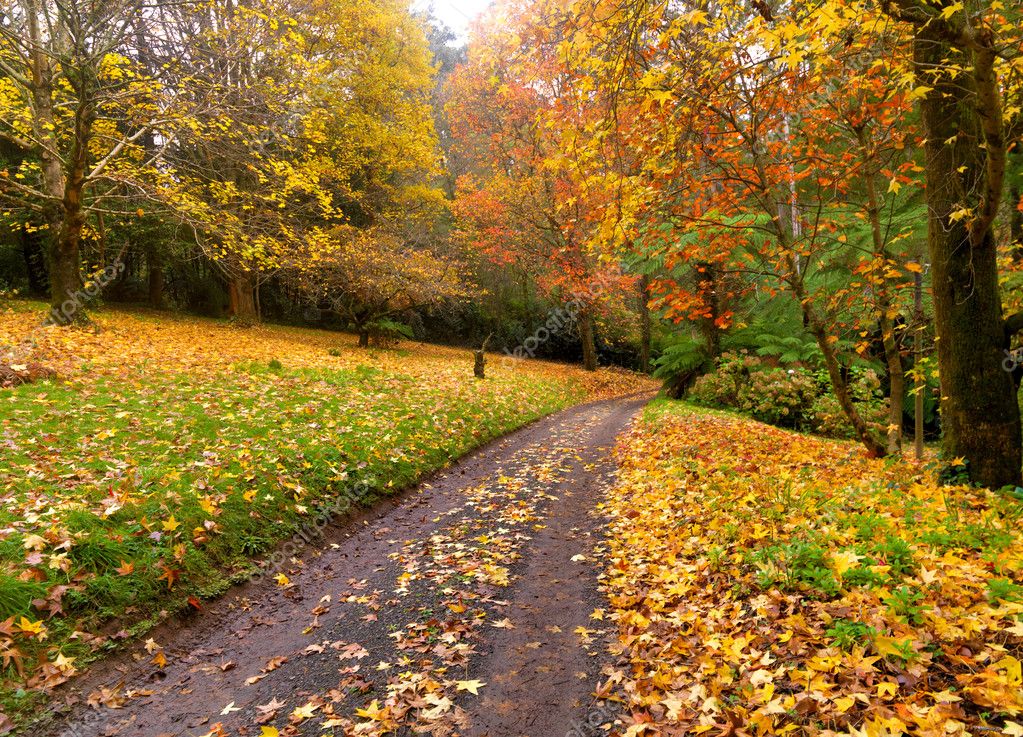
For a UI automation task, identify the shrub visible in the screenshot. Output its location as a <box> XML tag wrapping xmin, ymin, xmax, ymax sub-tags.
<box><xmin>689</xmin><ymin>351</ymin><xmax>759</xmax><ymax>408</ymax></box>
<box><xmin>367</xmin><ymin>318</ymin><xmax>413</xmax><ymax>348</ymax></box>
<box><xmin>688</xmin><ymin>353</ymin><xmax>891</xmax><ymax>438</ymax></box>
<box><xmin>735</xmin><ymin>367</ymin><xmax>819</xmax><ymax>428</ymax></box>
<box><xmin>810</xmin><ymin>368</ymin><xmax>888</xmax><ymax>439</ymax></box>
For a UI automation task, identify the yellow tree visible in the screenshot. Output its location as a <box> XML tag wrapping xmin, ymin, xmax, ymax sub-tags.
<box><xmin>0</xmin><ymin>0</ymin><xmax>190</xmax><ymax>323</ymax></box>
<box><xmin>172</xmin><ymin>0</ymin><xmax>443</xmax><ymax>322</ymax></box>
<box><xmin>290</xmin><ymin>225</ymin><xmax>469</xmax><ymax>347</ymax></box>
<box><xmin>880</xmin><ymin>0</ymin><xmax>1023</xmax><ymax>486</ymax></box>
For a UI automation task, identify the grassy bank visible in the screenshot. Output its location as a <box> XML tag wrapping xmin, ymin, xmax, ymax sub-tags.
<box><xmin>0</xmin><ymin>302</ymin><xmax>651</xmax><ymax>722</ymax></box>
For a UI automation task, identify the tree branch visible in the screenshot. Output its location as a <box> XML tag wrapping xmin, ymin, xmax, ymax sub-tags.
<box><xmin>1006</xmin><ymin>312</ymin><xmax>1023</xmax><ymax>338</ymax></box>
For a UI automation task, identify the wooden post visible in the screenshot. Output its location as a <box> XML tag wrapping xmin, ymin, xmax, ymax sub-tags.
<box><xmin>473</xmin><ymin>334</ymin><xmax>493</xmax><ymax>379</ymax></box>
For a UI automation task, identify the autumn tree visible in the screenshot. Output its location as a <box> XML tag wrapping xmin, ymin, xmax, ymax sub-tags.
<box><xmin>290</xmin><ymin>225</ymin><xmax>469</xmax><ymax>347</ymax></box>
<box><xmin>150</xmin><ymin>0</ymin><xmax>338</xmax><ymax>323</ymax></box>
<box><xmin>449</xmin><ymin>0</ymin><xmax>634</xmax><ymax>371</ymax></box>
<box><xmin>880</xmin><ymin>0</ymin><xmax>1023</xmax><ymax>486</ymax></box>
<box><xmin>560</xmin><ymin>0</ymin><xmax>926</xmax><ymax>454</ymax></box>
<box><xmin>0</xmin><ymin>0</ymin><xmax>190</xmax><ymax>323</ymax></box>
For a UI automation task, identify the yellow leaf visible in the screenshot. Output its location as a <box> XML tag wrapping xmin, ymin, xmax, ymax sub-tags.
<box><xmin>291</xmin><ymin>702</ymin><xmax>318</xmax><ymax>720</ymax></box>
<box><xmin>833</xmin><ymin>696</ymin><xmax>855</xmax><ymax>713</ymax></box>
<box><xmin>830</xmin><ymin>550</ymin><xmax>862</xmax><ymax>578</ymax></box>
<box><xmin>877</xmin><ymin>681</ymin><xmax>899</xmax><ymax>697</ymax></box>
<box><xmin>939</xmin><ymin>2</ymin><xmax>963</xmax><ymax>19</ymax></box>
<box><xmin>1003</xmin><ymin>722</ymin><xmax>1023</xmax><ymax>737</ymax></box>
<box><xmin>162</xmin><ymin>515</ymin><xmax>180</xmax><ymax>532</ymax></box>
<box><xmin>874</xmin><ymin>635</ymin><xmax>914</xmax><ymax>660</ymax></box>
<box><xmin>16</xmin><ymin>617</ymin><xmax>46</xmax><ymax>638</ymax></box>
<box><xmin>456</xmin><ymin>679</ymin><xmax>486</xmax><ymax>695</ymax></box>
<box><xmin>355</xmin><ymin>699</ymin><xmax>387</xmax><ymax>720</ymax></box>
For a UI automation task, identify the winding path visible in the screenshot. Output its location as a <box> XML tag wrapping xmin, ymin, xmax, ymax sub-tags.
<box><xmin>42</xmin><ymin>394</ymin><xmax>650</xmax><ymax>737</ymax></box>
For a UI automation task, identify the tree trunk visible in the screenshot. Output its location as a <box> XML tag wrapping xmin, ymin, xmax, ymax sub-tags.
<box><xmin>696</xmin><ymin>262</ymin><xmax>722</xmax><ymax>359</ymax></box>
<box><xmin>579</xmin><ymin>308</ymin><xmax>598</xmax><ymax>371</ymax></box>
<box><xmin>21</xmin><ymin>223</ymin><xmax>48</xmax><ymax>297</ymax></box>
<box><xmin>808</xmin><ymin>309</ymin><xmax>887</xmax><ymax>457</ymax></box>
<box><xmin>358</xmin><ymin>329</ymin><xmax>370</xmax><ymax>348</ymax></box>
<box><xmin>48</xmin><ymin>222</ymin><xmax>85</xmax><ymax>325</ymax></box>
<box><xmin>50</xmin><ymin>52</ymin><xmax>96</xmax><ymax>324</ymax></box>
<box><xmin>880</xmin><ymin>312</ymin><xmax>905</xmax><ymax>454</ymax></box>
<box><xmin>913</xmin><ymin>25</ymin><xmax>1021</xmax><ymax>487</ymax></box>
<box><xmin>228</xmin><ymin>272</ymin><xmax>258</xmax><ymax>323</ymax></box>
<box><xmin>27</xmin><ymin>3</ymin><xmax>74</xmax><ymax>322</ymax></box>
<box><xmin>148</xmin><ymin>250</ymin><xmax>165</xmax><ymax>309</ymax></box>
<box><xmin>1012</xmin><ymin>183</ymin><xmax>1022</xmax><ymax>262</ymax></box>
<box><xmin>914</xmin><ymin>270</ymin><xmax>926</xmax><ymax>461</ymax></box>
<box><xmin>860</xmin><ymin>150</ymin><xmax>904</xmax><ymax>454</ymax></box>
<box><xmin>638</xmin><ymin>274</ymin><xmax>652</xmax><ymax>373</ymax></box>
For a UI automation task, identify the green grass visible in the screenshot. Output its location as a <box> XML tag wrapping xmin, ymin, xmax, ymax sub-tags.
<box><xmin>0</xmin><ymin>307</ymin><xmax>613</xmax><ymax>721</ymax></box>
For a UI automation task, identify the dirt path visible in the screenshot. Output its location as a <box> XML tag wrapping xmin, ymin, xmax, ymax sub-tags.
<box><xmin>41</xmin><ymin>394</ymin><xmax>649</xmax><ymax>737</ymax></box>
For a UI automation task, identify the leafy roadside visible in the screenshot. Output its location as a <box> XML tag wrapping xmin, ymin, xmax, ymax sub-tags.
<box><xmin>0</xmin><ymin>304</ymin><xmax>653</xmax><ymax>724</ymax></box>
<box><xmin>599</xmin><ymin>401</ymin><xmax>1023</xmax><ymax>737</ymax></box>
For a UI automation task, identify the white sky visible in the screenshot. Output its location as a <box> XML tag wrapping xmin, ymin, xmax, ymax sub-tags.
<box><xmin>413</xmin><ymin>0</ymin><xmax>494</xmax><ymax>40</ymax></box>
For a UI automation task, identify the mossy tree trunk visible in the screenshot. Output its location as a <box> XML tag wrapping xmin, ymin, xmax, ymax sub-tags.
<box><xmin>579</xmin><ymin>307</ymin><xmax>597</xmax><ymax>372</ymax></box>
<box><xmin>638</xmin><ymin>274</ymin><xmax>652</xmax><ymax>373</ymax></box>
<box><xmin>908</xmin><ymin>15</ymin><xmax>1022</xmax><ymax>487</ymax></box>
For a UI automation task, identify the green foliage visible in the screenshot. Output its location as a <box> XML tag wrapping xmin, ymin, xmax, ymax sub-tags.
<box><xmin>752</xmin><ymin>539</ymin><xmax>841</xmax><ymax>600</ymax></box>
<box><xmin>871</xmin><ymin>536</ymin><xmax>917</xmax><ymax>577</ymax></box>
<box><xmin>826</xmin><ymin>619</ymin><xmax>877</xmax><ymax>651</ymax></box>
<box><xmin>0</xmin><ymin>578</ymin><xmax>48</xmax><ymax>620</ymax></box>
<box><xmin>652</xmin><ymin>334</ymin><xmax>710</xmax><ymax>395</ymax></box>
<box><xmin>884</xmin><ymin>585</ymin><xmax>930</xmax><ymax>625</ymax></box>
<box><xmin>367</xmin><ymin>318</ymin><xmax>415</xmax><ymax>347</ymax></box>
<box><xmin>986</xmin><ymin>578</ymin><xmax>1023</xmax><ymax>604</ymax></box>
<box><xmin>652</xmin><ymin>334</ymin><xmax>708</xmax><ymax>380</ymax></box>
<box><xmin>754</xmin><ymin>333</ymin><xmax>822</xmax><ymax>365</ymax></box>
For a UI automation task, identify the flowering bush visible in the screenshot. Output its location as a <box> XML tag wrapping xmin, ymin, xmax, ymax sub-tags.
<box><xmin>690</xmin><ymin>354</ymin><xmax>890</xmax><ymax>436</ymax></box>
<box><xmin>735</xmin><ymin>367</ymin><xmax>819</xmax><ymax>428</ymax></box>
<box><xmin>689</xmin><ymin>351</ymin><xmax>759</xmax><ymax>407</ymax></box>
<box><xmin>811</xmin><ymin>368</ymin><xmax>889</xmax><ymax>438</ymax></box>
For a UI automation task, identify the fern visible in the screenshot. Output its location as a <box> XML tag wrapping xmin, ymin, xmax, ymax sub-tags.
<box><xmin>755</xmin><ymin>334</ymin><xmax>822</xmax><ymax>365</ymax></box>
<box><xmin>653</xmin><ymin>335</ymin><xmax>709</xmax><ymax>380</ymax></box>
